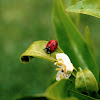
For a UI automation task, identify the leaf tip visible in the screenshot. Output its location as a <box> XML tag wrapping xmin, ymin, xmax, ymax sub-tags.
<box><xmin>20</xmin><ymin>55</ymin><xmax>33</xmax><ymax>64</ymax></box>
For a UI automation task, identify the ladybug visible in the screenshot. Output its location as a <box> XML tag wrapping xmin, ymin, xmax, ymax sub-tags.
<box><xmin>44</xmin><ymin>39</ymin><xmax>58</xmax><ymax>54</ymax></box>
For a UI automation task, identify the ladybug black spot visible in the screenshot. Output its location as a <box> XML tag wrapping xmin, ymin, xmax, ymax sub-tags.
<box><xmin>49</xmin><ymin>42</ymin><xmax>50</xmax><ymax>43</ymax></box>
<box><xmin>54</xmin><ymin>48</ymin><xmax>55</xmax><ymax>49</ymax></box>
<box><xmin>53</xmin><ymin>44</ymin><xmax>54</xmax><ymax>46</ymax></box>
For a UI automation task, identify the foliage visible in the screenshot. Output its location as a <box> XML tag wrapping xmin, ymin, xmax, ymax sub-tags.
<box><xmin>75</xmin><ymin>68</ymin><xmax>98</xmax><ymax>93</ymax></box>
<box><xmin>66</xmin><ymin>0</ymin><xmax>100</xmax><ymax>18</ymax></box>
<box><xmin>52</xmin><ymin>0</ymin><xmax>99</xmax><ymax>82</ymax></box>
<box><xmin>19</xmin><ymin>0</ymin><xmax>100</xmax><ymax>100</ymax></box>
<box><xmin>1</xmin><ymin>0</ymin><xmax>100</xmax><ymax>100</ymax></box>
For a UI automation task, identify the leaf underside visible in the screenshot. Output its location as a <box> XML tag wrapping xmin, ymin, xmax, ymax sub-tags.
<box><xmin>75</xmin><ymin>69</ymin><xmax>98</xmax><ymax>93</ymax></box>
<box><xmin>66</xmin><ymin>0</ymin><xmax>100</xmax><ymax>18</ymax></box>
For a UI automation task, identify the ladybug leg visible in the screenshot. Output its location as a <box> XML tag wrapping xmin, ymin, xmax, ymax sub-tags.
<box><xmin>49</xmin><ymin>51</ymin><xmax>52</xmax><ymax>56</ymax></box>
<box><xmin>43</xmin><ymin>48</ymin><xmax>46</xmax><ymax>50</ymax></box>
<box><xmin>50</xmin><ymin>53</ymin><xmax>51</xmax><ymax>56</ymax></box>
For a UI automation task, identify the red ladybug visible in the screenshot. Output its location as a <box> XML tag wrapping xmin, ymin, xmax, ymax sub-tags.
<box><xmin>45</xmin><ymin>39</ymin><xmax>58</xmax><ymax>54</ymax></box>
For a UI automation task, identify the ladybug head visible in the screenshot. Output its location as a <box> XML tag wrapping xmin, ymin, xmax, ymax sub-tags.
<box><xmin>46</xmin><ymin>46</ymin><xmax>51</xmax><ymax>54</ymax></box>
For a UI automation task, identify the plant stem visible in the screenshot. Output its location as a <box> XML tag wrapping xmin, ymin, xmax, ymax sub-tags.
<box><xmin>72</xmin><ymin>72</ymin><xmax>76</xmax><ymax>78</ymax></box>
<box><xmin>73</xmin><ymin>66</ymin><xmax>77</xmax><ymax>72</ymax></box>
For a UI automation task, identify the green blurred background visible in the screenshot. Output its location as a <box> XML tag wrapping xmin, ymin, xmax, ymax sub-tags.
<box><xmin>0</xmin><ymin>0</ymin><xmax>100</xmax><ymax>100</ymax></box>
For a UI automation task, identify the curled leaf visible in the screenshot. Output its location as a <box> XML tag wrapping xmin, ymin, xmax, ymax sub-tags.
<box><xmin>20</xmin><ymin>41</ymin><xmax>63</xmax><ymax>64</ymax></box>
<box><xmin>75</xmin><ymin>68</ymin><xmax>98</xmax><ymax>93</ymax></box>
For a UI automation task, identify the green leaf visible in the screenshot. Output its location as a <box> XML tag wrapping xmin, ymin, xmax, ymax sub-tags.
<box><xmin>45</xmin><ymin>79</ymin><xmax>75</xmax><ymax>99</ymax></box>
<box><xmin>66</xmin><ymin>0</ymin><xmax>100</xmax><ymax>18</ymax></box>
<box><xmin>70</xmin><ymin>90</ymin><xmax>100</xmax><ymax>100</ymax></box>
<box><xmin>64</xmin><ymin>0</ymin><xmax>80</xmax><ymax>27</ymax></box>
<box><xmin>57</xmin><ymin>97</ymin><xmax>79</xmax><ymax>100</ymax></box>
<box><xmin>53</xmin><ymin>0</ymin><xmax>99</xmax><ymax>82</ymax></box>
<box><xmin>16</xmin><ymin>96</ymin><xmax>48</xmax><ymax>100</ymax></box>
<box><xmin>75</xmin><ymin>68</ymin><xmax>98</xmax><ymax>94</ymax></box>
<box><xmin>85</xmin><ymin>26</ymin><xmax>95</xmax><ymax>56</ymax></box>
<box><xmin>62</xmin><ymin>0</ymin><xmax>78</xmax><ymax>8</ymax></box>
<box><xmin>20</xmin><ymin>41</ymin><xmax>63</xmax><ymax>64</ymax></box>
<box><xmin>17</xmin><ymin>96</ymin><xmax>79</xmax><ymax>100</ymax></box>
<box><xmin>45</xmin><ymin>79</ymin><xmax>97</xmax><ymax>100</ymax></box>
